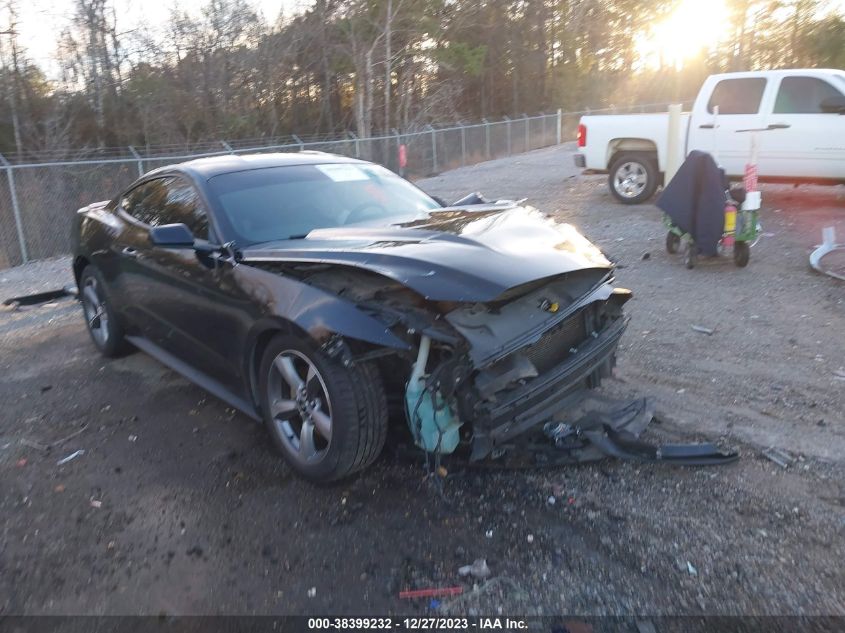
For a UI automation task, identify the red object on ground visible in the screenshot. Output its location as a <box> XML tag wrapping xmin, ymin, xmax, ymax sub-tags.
<box><xmin>399</xmin><ymin>586</ymin><xmax>463</xmax><ymax>599</ymax></box>
<box><xmin>398</xmin><ymin>144</ymin><xmax>407</xmax><ymax>169</ymax></box>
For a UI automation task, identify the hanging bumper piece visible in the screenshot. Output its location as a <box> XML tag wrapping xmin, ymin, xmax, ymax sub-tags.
<box><xmin>465</xmin><ymin>396</ymin><xmax>738</xmax><ymax>469</ymax></box>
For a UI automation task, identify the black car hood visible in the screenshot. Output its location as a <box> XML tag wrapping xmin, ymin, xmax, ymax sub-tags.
<box><xmin>240</xmin><ymin>205</ymin><xmax>612</xmax><ymax>302</ymax></box>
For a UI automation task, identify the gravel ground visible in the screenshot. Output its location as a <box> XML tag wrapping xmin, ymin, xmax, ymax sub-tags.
<box><xmin>1</xmin><ymin>144</ymin><xmax>844</xmax><ymax>620</ymax></box>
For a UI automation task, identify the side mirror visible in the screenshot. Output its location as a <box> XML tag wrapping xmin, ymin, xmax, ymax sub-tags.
<box><xmin>820</xmin><ymin>95</ymin><xmax>845</xmax><ymax>114</ymax></box>
<box><xmin>149</xmin><ymin>223</ymin><xmax>195</xmax><ymax>247</ymax></box>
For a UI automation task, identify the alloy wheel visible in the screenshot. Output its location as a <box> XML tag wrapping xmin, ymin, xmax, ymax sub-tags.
<box><xmin>613</xmin><ymin>161</ymin><xmax>647</xmax><ymax>198</ymax></box>
<box><xmin>267</xmin><ymin>350</ymin><xmax>333</xmax><ymax>465</ymax></box>
<box><xmin>81</xmin><ymin>276</ymin><xmax>109</xmax><ymax>347</ymax></box>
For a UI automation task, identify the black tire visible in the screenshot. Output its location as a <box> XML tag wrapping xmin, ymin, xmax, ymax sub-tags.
<box><xmin>666</xmin><ymin>231</ymin><xmax>680</xmax><ymax>254</ymax></box>
<box><xmin>608</xmin><ymin>153</ymin><xmax>659</xmax><ymax>205</ymax></box>
<box><xmin>258</xmin><ymin>334</ymin><xmax>388</xmax><ymax>483</ymax></box>
<box><xmin>79</xmin><ymin>265</ymin><xmax>129</xmax><ymax>357</ymax></box>
<box><xmin>683</xmin><ymin>242</ymin><xmax>697</xmax><ymax>269</ymax></box>
<box><xmin>734</xmin><ymin>241</ymin><xmax>750</xmax><ymax>267</ymax></box>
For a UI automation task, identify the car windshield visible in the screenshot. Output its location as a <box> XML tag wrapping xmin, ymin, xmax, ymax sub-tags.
<box><xmin>207</xmin><ymin>162</ymin><xmax>441</xmax><ymax>245</ymax></box>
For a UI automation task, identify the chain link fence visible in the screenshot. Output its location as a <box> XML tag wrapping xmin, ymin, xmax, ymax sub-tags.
<box><xmin>0</xmin><ymin>102</ymin><xmax>688</xmax><ymax>269</ymax></box>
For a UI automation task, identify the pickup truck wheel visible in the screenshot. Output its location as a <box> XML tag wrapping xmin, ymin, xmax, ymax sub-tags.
<box><xmin>609</xmin><ymin>154</ymin><xmax>658</xmax><ymax>205</ymax></box>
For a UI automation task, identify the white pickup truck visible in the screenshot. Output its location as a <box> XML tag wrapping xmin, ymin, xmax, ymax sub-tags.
<box><xmin>574</xmin><ymin>68</ymin><xmax>845</xmax><ymax>204</ymax></box>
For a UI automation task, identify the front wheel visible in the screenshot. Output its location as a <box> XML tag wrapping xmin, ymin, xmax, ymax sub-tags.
<box><xmin>608</xmin><ymin>153</ymin><xmax>659</xmax><ymax>205</ymax></box>
<box><xmin>258</xmin><ymin>335</ymin><xmax>388</xmax><ymax>483</ymax></box>
<box><xmin>79</xmin><ymin>266</ymin><xmax>128</xmax><ymax>357</ymax></box>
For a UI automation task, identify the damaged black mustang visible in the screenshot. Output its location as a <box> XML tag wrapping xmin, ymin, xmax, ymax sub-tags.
<box><xmin>72</xmin><ymin>152</ymin><xmax>631</xmax><ymax>482</ymax></box>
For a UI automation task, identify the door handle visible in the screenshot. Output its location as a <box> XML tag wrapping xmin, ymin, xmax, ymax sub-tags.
<box><xmin>699</xmin><ymin>123</ymin><xmax>715</xmax><ymax>129</ymax></box>
<box><xmin>121</xmin><ymin>246</ymin><xmax>138</xmax><ymax>257</ymax></box>
<box><xmin>767</xmin><ymin>123</ymin><xmax>791</xmax><ymax>129</ymax></box>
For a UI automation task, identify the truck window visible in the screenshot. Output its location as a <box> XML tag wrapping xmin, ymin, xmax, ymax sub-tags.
<box><xmin>774</xmin><ymin>76</ymin><xmax>843</xmax><ymax>114</ymax></box>
<box><xmin>707</xmin><ymin>78</ymin><xmax>767</xmax><ymax>115</ymax></box>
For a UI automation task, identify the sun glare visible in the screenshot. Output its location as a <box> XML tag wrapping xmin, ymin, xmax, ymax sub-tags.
<box><xmin>635</xmin><ymin>0</ymin><xmax>730</xmax><ymax>70</ymax></box>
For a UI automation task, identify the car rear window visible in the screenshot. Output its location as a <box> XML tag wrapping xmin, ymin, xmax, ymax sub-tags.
<box><xmin>707</xmin><ymin>78</ymin><xmax>767</xmax><ymax>115</ymax></box>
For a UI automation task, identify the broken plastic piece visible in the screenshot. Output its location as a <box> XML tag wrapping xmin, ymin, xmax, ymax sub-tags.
<box><xmin>762</xmin><ymin>447</ymin><xmax>795</xmax><ymax>469</ymax></box>
<box><xmin>56</xmin><ymin>449</ymin><xmax>85</xmax><ymax>465</ymax></box>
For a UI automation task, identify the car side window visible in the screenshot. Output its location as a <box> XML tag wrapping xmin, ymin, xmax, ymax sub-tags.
<box><xmin>121</xmin><ymin>177</ymin><xmax>209</xmax><ymax>239</ymax></box>
<box><xmin>774</xmin><ymin>77</ymin><xmax>843</xmax><ymax>114</ymax></box>
<box><xmin>707</xmin><ymin>78</ymin><xmax>767</xmax><ymax>115</ymax></box>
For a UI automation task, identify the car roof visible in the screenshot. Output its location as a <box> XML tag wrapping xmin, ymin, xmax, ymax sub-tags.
<box><xmin>147</xmin><ymin>151</ymin><xmax>366</xmax><ymax>181</ymax></box>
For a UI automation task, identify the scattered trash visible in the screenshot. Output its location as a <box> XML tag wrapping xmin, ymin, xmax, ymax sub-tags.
<box><xmin>547</xmin><ymin>495</ymin><xmax>556</xmax><ymax>505</ymax></box>
<box><xmin>307</xmin><ymin>587</ymin><xmax>317</xmax><ymax>598</ymax></box>
<box><xmin>16</xmin><ymin>458</ymin><xmax>27</xmax><ymax>468</ymax></box>
<box><xmin>641</xmin><ymin>251</ymin><xmax>651</xmax><ymax>260</ymax></box>
<box><xmin>399</xmin><ymin>586</ymin><xmax>463</xmax><ymax>599</ymax></box>
<box><xmin>762</xmin><ymin>447</ymin><xmax>795</xmax><ymax>469</ymax></box>
<box><xmin>458</xmin><ymin>558</ymin><xmax>491</xmax><ymax>580</ymax></box>
<box><xmin>833</xmin><ymin>369</ymin><xmax>845</xmax><ymax>382</ymax></box>
<box><xmin>691</xmin><ymin>324</ymin><xmax>715</xmax><ymax>335</ymax></box>
<box><xmin>56</xmin><ymin>450</ymin><xmax>84</xmax><ymax>466</ymax></box>
<box><xmin>484</xmin><ymin>529</ymin><xmax>493</xmax><ymax>538</ymax></box>
<box><xmin>90</xmin><ymin>499</ymin><xmax>102</xmax><ymax>509</ymax></box>
<box><xmin>128</xmin><ymin>435</ymin><xmax>138</xmax><ymax>442</ymax></box>
<box><xmin>686</xmin><ymin>561</ymin><xmax>698</xmax><ymax>576</ymax></box>
<box><xmin>54</xmin><ymin>484</ymin><xmax>65</xmax><ymax>493</ymax></box>
<box><xmin>20</xmin><ymin>438</ymin><xmax>47</xmax><ymax>451</ymax></box>
<box><xmin>436</xmin><ymin>465</ymin><xmax>448</xmax><ymax>478</ymax></box>
<box><xmin>526</xmin><ymin>534</ymin><xmax>534</xmax><ymax>543</ymax></box>
<box><xmin>429</xmin><ymin>599</ymin><xmax>441</xmax><ymax>610</ymax></box>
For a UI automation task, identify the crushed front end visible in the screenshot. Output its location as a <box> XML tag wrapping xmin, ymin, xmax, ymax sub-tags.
<box><xmin>444</xmin><ymin>269</ymin><xmax>630</xmax><ymax>460</ymax></box>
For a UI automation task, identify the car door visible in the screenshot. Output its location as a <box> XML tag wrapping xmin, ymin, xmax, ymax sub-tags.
<box><xmin>119</xmin><ymin>176</ymin><xmax>251</xmax><ymax>393</ymax></box>
<box><xmin>760</xmin><ymin>74</ymin><xmax>845</xmax><ymax>179</ymax></box>
<box><xmin>687</xmin><ymin>76</ymin><xmax>770</xmax><ymax>178</ymax></box>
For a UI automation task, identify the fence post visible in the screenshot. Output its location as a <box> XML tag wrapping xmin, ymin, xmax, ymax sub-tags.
<box><xmin>523</xmin><ymin>113</ymin><xmax>529</xmax><ymax>151</ymax></box>
<box><xmin>0</xmin><ymin>153</ymin><xmax>29</xmax><ymax>265</ymax></box>
<box><xmin>459</xmin><ymin>122</ymin><xmax>466</xmax><ymax>167</ymax></box>
<box><xmin>557</xmin><ymin>109</ymin><xmax>562</xmax><ymax>145</ymax></box>
<box><xmin>220</xmin><ymin>140</ymin><xmax>234</xmax><ymax>154</ymax></box>
<box><xmin>426</xmin><ymin>124</ymin><xmax>437</xmax><ymax>173</ymax></box>
<box><xmin>291</xmin><ymin>135</ymin><xmax>305</xmax><ymax>152</ymax></box>
<box><xmin>128</xmin><ymin>146</ymin><xmax>144</xmax><ymax>177</ymax></box>
<box><xmin>348</xmin><ymin>132</ymin><xmax>360</xmax><ymax>158</ymax></box>
<box><xmin>482</xmin><ymin>118</ymin><xmax>490</xmax><ymax>158</ymax></box>
<box><xmin>503</xmin><ymin>116</ymin><xmax>511</xmax><ymax>156</ymax></box>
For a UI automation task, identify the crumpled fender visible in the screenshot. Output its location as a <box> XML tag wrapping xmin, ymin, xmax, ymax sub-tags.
<box><xmin>233</xmin><ymin>263</ymin><xmax>411</xmax><ymax>351</ymax></box>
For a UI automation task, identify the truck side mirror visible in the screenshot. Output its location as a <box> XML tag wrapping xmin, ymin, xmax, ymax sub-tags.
<box><xmin>820</xmin><ymin>95</ymin><xmax>845</xmax><ymax>114</ymax></box>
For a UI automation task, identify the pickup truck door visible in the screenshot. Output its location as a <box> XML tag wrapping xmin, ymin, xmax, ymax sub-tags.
<box><xmin>759</xmin><ymin>74</ymin><xmax>845</xmax><ymax>180</ymax></box>
<box><xmin>687</xmin><ymin>76</ymin><xmax>770</xmax><ymax>178</ymax></box>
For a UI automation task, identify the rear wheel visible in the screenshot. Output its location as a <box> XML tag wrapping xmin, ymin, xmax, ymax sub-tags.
<box><xmin>608</xmin><ymin>153</ymin><xmax>658</xmax><ymax>205</ymax></box>
<box><xmin>666</xmin><ymin>231</ymin><xmax>681</xmax><ymax>254</ymax></box>
<box><xmin>259</xmin><ymin>334</ymin><xmax>388</xmax><ymax>483</ymax></box>
<box><xmin>79</xmin><ymin>266</ymin><xmax>128</xmax><ymax>357</ymax></box>
<box><xmin>734</xmin><ymin>241</ymin><xmax>750</xmax><ymax>267</ymax></box>
<box><xmin>683</xmin><ymin>243</ymin><xmax>697</xmax><ymax>269</ymax></box>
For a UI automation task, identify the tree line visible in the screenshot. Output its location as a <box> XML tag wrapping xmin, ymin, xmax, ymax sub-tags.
<box><xmin>0</xmin><ymin>0</ymin><xmax>843</xmax><ymax>159</ymax></box>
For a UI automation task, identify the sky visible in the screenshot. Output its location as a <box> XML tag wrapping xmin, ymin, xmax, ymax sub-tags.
<box><xmin>12</xmin><ymin>0</ymin><xmax>312</xmax><ymax>75</ymax></box>
<box><xmin>10</xmin><ymin>0</ymin><xmax>845</xmax><ymax>77</ymax></box>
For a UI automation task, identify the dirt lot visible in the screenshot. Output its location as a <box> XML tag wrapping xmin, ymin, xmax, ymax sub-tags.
<box><xmin>1</xmin><ymin>144</ymin><xmax>844</xmax><ymax>619</ymax></box>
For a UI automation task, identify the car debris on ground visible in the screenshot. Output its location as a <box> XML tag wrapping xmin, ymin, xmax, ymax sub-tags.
<box><xmin>56</xmin><ymin>449</ymin><xmax>85</xmax><ymax>466</ymax></box>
